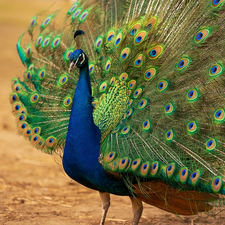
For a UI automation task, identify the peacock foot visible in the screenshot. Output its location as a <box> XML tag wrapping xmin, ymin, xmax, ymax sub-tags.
<box><xmin>99</xmin><ymin>192</ymin><xmax>110</xmax><ymax>225</ymax></box>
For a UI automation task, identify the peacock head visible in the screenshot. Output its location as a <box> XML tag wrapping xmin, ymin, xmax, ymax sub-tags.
<box><xmin>69</xmin><ymin>49</ymin><xmax>88</xmax><ymax>72</ymax></box>
<box><xmin>69</xmin><ymin>30</ymin><xmax>88</xmax><ymax>73</ymax></box>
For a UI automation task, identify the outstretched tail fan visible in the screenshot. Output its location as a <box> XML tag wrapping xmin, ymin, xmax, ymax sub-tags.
<box><xmin>10</xmin><ymin>0</ymin><xmax>225</xmax><ymax>218</ymax></box>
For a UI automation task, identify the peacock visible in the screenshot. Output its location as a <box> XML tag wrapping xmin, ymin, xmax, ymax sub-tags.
<box><xmin>10</xmin><ymin>0</ymin><xmax>225</xmax><ymax>224</ymax></box>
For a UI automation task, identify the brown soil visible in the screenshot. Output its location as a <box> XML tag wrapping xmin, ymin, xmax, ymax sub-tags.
<box><xmin>0</xmin><ymin>1</ymin><xmax>225</xmax><ymax>224</ymax></box>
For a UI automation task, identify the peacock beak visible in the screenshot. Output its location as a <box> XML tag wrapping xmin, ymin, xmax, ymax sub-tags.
<box><xmin>69</xmin><ymin>62</ymin><xmax>77</xmax><ymax>73</ymax></box>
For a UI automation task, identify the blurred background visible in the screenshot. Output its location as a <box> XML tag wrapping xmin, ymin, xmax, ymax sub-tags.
<box><xmin>0</xmin><ymin>0</ymin><xmax>219</xmax><ymax>224</ymax></box>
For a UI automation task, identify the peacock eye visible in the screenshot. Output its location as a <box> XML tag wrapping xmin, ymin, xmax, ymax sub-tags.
<box><xmin>79</xmin><ymin>55</ymin><xmax>84</xmax><ymax>62</ymax></box>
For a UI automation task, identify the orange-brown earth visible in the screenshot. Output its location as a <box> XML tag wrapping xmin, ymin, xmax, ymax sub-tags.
<box><xmin>0</xmin><ymin>1</ymin><xmax>225</xmax><ymax>224</ymax></box>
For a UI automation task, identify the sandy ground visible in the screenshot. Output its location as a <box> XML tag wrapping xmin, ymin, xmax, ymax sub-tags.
<box><xmin>0</xmin><ymin>0</ymin><xmax>225</xmax><ymax>224</ymax></box>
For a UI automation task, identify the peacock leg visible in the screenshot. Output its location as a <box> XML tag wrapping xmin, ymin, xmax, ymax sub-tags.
<box><xmin>99</xmin><ymin>192</ymin><xmax>110</xmax><ymax>225</ymax></box>
<box><xmin>129</xmin><ymin>196</ymin><xmax>143</xmax><ymax>225</ymax></box>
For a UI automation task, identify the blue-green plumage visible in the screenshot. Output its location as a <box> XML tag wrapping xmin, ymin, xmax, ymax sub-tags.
<box><xmin>10</xmin><ymin>0</ymin><xmax>225</xmax><ymax>223</ymax></box>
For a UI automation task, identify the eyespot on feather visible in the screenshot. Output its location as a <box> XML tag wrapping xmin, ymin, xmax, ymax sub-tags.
<box><xmin>187</xmin><ymin>121</ymin><xmax>198</xmax><ymax>133</ymax></box>
<box><xmin>140</xmin><ymin>162</ymin><xmax>150</xmax><ymax>177</ymax></box>
<box><xmin>150</xmin><ymin>161</ymin><xmax>160</xmax><ymax>176</ymax></box>
<box><xmin>127</xmin><ymin>99</ymin><xmax>133</xmax><ymax>106</ymax></box>
<box><xmin>9</xmin><ymin>93</ymin><xmax>19</xmax><ymax>104</ymax></box>
<box><xmin>30</xmin><ymin>134</ymin><xmax>41</xmax><ymax>145</ymax></box>
<box><xmin>166</xmin><ymin>163</ymin><xmax>176</xmax><ymax>178</ymax></box>
<box><xmin>16</xmin><ymin>113</ymin><xmax>27</xmax><ymax>124</ymax></box>
<box><xmin>129</xmin><ymin>22</ymin><xmax>142</xmax><ymax>36</ymax></box>
<box><xmin>211</xmin><ymin>0</ymin><xmax>224</xmax><ymax>8</ymax></box>
<box><xmin>176</xmin><ymin>57</ymin><xmax>192</xmax><ymax>71</ymax></box>
<box><xmin>17</xmin><ymin>121</ymin><xmax>28</xmax><ymax>134</ymax></box>
<box><xmin>28</xmin><ymin>15</ymin><xmax>37</xmax><ymax>32</ymax></box>
<box><xmin>58</xmin><ymin>74</ymin><xmax>68</xmax><ymax>86</ymax></box>
<box><xmin>112</xmin><ymin>125</ymin><xmax>120</xmax><ymax>134</ymax></box>
<box><xmin>179</xmin><ymin>167</ymin><xmax>189</xmax><ymax>184</ymax></box>
<box><xmin>130</xmin><ymin>159</ymin><xmax>142</xmax><ymax>172</ymax></box>
<box><xmin>194</xmin><ymin>28</ymin><xmax>211</xmax><ymax>44</ymax></box>
<box><xmin>214</xmin><ymin>109</ymin><xmax>225</xmax><ymax>122</ymax></box>
<box><xmin>31</xmin><ymin>127</ymin><xmax>41</xmax><ymax>136</ymax></box>
<box><xmin>51</xmin><ymin>36</ymin><xmax>61</xmax><ymax>49</ymax></box>
<box><xmin>119</xmin><ymin>73</ymin><xmax>128</xmax><ymax>81</ymax></box>
<box><xmin>26</xmin><ymin>44</ymin><xmax>32</xmax><ymax>58</ymax></box>
<box><xmin>133</xmin><ymin>88</ymin><xmax>142</xmax><ymax>98</ymax></box>
<box><xmin>36</xmin><ymin>35</ymin><xmax>43</xmax><ymax>48</ymax></box>
<box><xmin>120</xmin><ymin>47</ymin><xmax>130</xmax><ymax>61</ymax></box>
<box><xmin>114</xmin><ymin>32</ymin><xmax>123</xmax><ymax>46</ymax></box>
<box><xmin>142</xmin><ymin>119</ymin><xmax>151</xmax><ymax>131</ymax></box>
<box><xmin>209</xmin><ymin>63</ymin><xmax>224</xmax><ymax>77</ymax></box>
<box><xmin>145</xmin><ymin>16</ymin><xmax>158</xmax><ymax>30</ymax></box>
<box><xmin>190</xmin><ymin>170</ymin><xmax>201</xmax><ymax>186</ymax></box>
<box><xmin>128</xmin><ymin>80</ymin><xmax>136</xmax><ymax>89</ymax></box>
<box><xmin>19</xmin><ymin>107</ymin><xmax>27</xmax><ymax>115</ymax></box>
<box><xmin>148</xmin><ymin>45</ymin><xmax>163</xmax><ymax>59</ymax></box>
<box><xmin>89</xmin><ymin>64</ymin><xmax>95</xmax><ymax>74</ymax></box>
<box><xmin>28</xmin><ymin>64</ymin><xmax>34</xmax><ymax>72</ymax></box>
<box><xmin>30</xmin><ymin>93</ymin><xmax>39</xmax><ymax>104</ymax></box>
<box><xmin>46</xmin><ymin>136</ymin><xmax>57</xmax><ymax>148</ymax></box>
<box><xmin>119</xmin><ymin>158</ymin><xmax>129</xmax><ymax>171</ymax></box>
<box><xmin>187</xmin><ymin>88</ymin><xmax>199</xmax><ymax>102</ymax></box>
<box><xmin>157</xmin><ymin>80</ymin><xmax>169</xmax><ymax>92</ymax></box>
<box><xmin>144</xmin><ymin>68</ymin><xmax>156</xmax><ymax>81</ymax></box>
<box><xmin>67</xmin><ymin>3</ymin><xmax>78</xmax><ymax>14</ymax></box>
<box><xmin>64</xmin><ymin>49</ymin><xmax>73</xmax><ymax>61</ymax></box>
<box><xmin>38</xmin><ymin>69</ymin><xmax>46</xmax><ymax>80</ymax></box>
<box><xmin>134</xmin><ymin>54</ymin><xmax>144</xmax><ymax>67</ymax></box>
<box><xmin>13</xmin><ymin>82</ymin><xmax>21</xmax><ymax>93</ymax></box>
<box><xmin>164</xmin><ymin>103</ymin><xmax>174</xmax><ymax>115</ymax></box>
<box><xmin>78</xmin><ymin>10</ymin><xmax>89</xmax><ymax>23</ymax></box>
<box><xmin>121</xmin><ymin>126</ymin><xmax>131</xmax><ymax>135</ymax></box>
<box><xmin>104</xmin><ymin>152</ymin><xmax>116</xmax><ymax>163</ymax></box>
<box><xmin>126</xmin><ymin>108</ymin><xmax>133</xmax><ymax>118</ymax></box>
<box><xmin>42</xmin><ymin>36</ymin><xmax>51</xmax><ymax>48</ymax></box>
<box><xmin>24</xmin><ymin>70</ymin><xmax>32</xmax><ymax>82</ymax></box>
<box><xmin>36</xmin><ymin>138</ymin><xmax>46</xmax><ymax>150</ymax></box>
<box><xmin>105</xmin><ymin>60</ymin><xmax>111</xmax><ymax>72</ymax></box>
<box><xmin>110</xmin><ymin>77</ymin><xmax>116</xmax><ymax>85</ymax></box>
<box><xmin>72</xmin><ymin>8</ymin><xmax>81</xmax><ymax>20</ymax></box>
<box><xmin>92</xmin><ymin>100</ymin><xmax>98</xmax><ymax>108</ymax></box>
<box><xmin>63</xmin><ymin>96</ymin><xmax>72</xmax><ymax>107</ymax></box>
<box><xmin>166</xmin><ymin>129</ymin><xmax>174</xmax><ymax>141</ymax></box>
<box><xmin>23</xmin><ymin>126</ymin><xmax>32</xmax><ymax>138</ymax></box>
<box><xmin>212</xmin><ymin>176</ymin><xmax>223</xmax><ymax>193</ymax></box>
<box><xmin>95</xmin><ymin>36</ymin><xmax>103</xmax><ymax>50</ymax></box>
<box><xmin>99</xmin><ymin>81</ymin><xmax>108</xmax><ymax>93</ymax></box>
<box><xmin>134</xmin><ymin>31</ymin><xmax>146</xmax><ymax>45</ymax></box>
<box><xmin>12</xmin><ymin>102</ymin><xmax>23</xmax><ymax>115</ymax></box>
<box><xmin>138</xmin><ymin>98</ymin><xmax>148</xmax><ymax>110</ymax></box>
<box><xmin>206</xmin><ymin>138</ymin><xmax>217</xmax><ymax>152</ymax></box>
<box><xmin>108</xmin><ymin>159</ymin><xmax>120</xmax><ymax>172</ymax></box>
<box><xmin>40</xmin><ymin>15</ymin><xmax>52</xmax><ymax>29</ymax></box>
<box><xmin>106</xmin><ymin>30</ymin><xmax>115</xmax><ymax>43</ymax></box>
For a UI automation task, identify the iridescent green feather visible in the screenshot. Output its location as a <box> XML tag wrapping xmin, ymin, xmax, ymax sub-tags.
<box><xmin>10</xmin><ymin>0</ymin><xmax>225</xmax><ymax>216</ymax></box>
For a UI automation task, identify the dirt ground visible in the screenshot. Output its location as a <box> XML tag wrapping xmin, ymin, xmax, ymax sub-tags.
<box><xmin>0</xmin><ymin>0</ymin><xmax>225</xmax><ymax>224</ymax></box>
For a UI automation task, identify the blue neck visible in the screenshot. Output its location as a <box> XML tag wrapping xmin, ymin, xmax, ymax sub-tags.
<box><xmin>62</xmin><ymin>61</ymin><xmax>130</xmax><ymax>195</ymax></box>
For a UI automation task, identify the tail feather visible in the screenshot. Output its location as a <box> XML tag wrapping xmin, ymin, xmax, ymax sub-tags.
<box><xmin>134</xmin><ymin>181</ymin><xmax>219</xmax><ymax>215</ymax></box>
